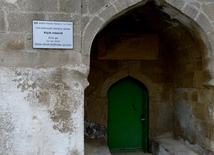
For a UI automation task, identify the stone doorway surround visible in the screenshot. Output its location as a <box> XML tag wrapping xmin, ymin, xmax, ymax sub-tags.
<box><xmin>83</xmin><ymin>0</ymin><xmax>214</xmax><ymax>154</ymax></box>
<box><xmin>82</xmin><ymin>0</ymin><xmax>214</xmax><ymax>86</ymax></box>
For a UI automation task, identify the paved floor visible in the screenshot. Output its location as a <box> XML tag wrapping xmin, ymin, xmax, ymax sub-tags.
<box><xmin>84</xmin><ymin>138</ymin><xmax>152</xmax><ymax>155</ymax></box>
<box><xmin>85</xmin><ymin>137</ymin><xmax>207</xmax><ymax>155</ymax></box>
<box><xmin>112</xmin><ymin>153</ymin><xmax>152</xmax><ymax>155</ymax></box>
<box><xmin>85</xmin><ymin>138</ymin><xmax>112</xmax><ymax>155</ymax></box>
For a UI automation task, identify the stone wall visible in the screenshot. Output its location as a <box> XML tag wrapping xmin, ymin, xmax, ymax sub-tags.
<box><xmin>85</xmin><ymin>13</ymin><xmax>174</xmax><ymax>140</ymax></box>
<box><xmin>0</xmin><ymin>0</ymin><xmax>88</xmax><ymax>154</ymax></box>
<box><xmin>174</xmin><ymin>87</ymin><xmax>214</xmax><ymax>152</ymax></box>
<box><xmin>173</xmin><ymin>32</ymin><xmax>214</xmax><ymax>152</ymax></box>
<box><xmin>1</xmin><ymin>0</ymin><xmax>214</xmax><ymax>154</ymax></box>
<box><xmin>0</xmin><ymin>67</ymin><xmax>88</xmax><ymax>154</ymax></box>
<box><xmin>164</xmin><ymin>1</ymin><xmax>214</xmax><ymax>153</ymax></box>
<box><xmin>83</xmin><ymin>0</ymin><xmax>214</xmax><ymax>153</ymax></box>
<box><xmin>85</xmin><ymin>58</ymin><xmax>174</xmax><ymax>140</ymax></box>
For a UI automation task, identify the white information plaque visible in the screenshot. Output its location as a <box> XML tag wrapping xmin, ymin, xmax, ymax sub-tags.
<box><xmin>33</xmin><ymin>20</ymin><xmax>73</xmax><ymax>49</ymax></box>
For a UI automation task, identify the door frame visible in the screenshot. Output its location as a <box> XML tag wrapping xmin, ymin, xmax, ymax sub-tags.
<box><xmin>98</xmin><ymin>71</ymin><xmax>155</xmax><ymax>152</ymax></box>
<box><xmin>107</xmin><ymin>76</ymin><xmax>149</xmax><ymax>153</ymax></box>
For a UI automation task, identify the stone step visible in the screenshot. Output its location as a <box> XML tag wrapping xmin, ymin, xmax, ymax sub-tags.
<box><xmin>152</xmin><ymin>138</ymin><xmax>205</xmax><ymax>155</ymax></box>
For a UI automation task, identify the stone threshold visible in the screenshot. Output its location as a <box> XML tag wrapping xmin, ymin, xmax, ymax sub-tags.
<box><xmin>85</xmin><ymin>138</ymin><xmax>152</xmax><ymax>155</ymax></box>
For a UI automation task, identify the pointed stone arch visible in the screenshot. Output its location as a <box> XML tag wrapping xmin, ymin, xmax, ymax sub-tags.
<box><xmin>99</xmin><ymin>69</ymin><xmax>155</xmax><ymax>98</ymax></box>
<box><xmin>82</xmin><ymin>0</ymin><xmax>214</xmax><ymax>86</ymax></box>
<box><xmin>83</xmin><ymin>1</ymin><xmax>214</xmax><ymax>153</ymax></box>
<box><xmin>82</xmin><ymin>0</ymin><xmax>148</xmax><ymax>62</ymax></box>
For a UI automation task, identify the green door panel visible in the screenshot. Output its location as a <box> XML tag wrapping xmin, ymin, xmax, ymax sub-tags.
<box><xmin>107</xmin><ymin>76</ymin><xmax>148</xmax><ymax>153</ymax></box>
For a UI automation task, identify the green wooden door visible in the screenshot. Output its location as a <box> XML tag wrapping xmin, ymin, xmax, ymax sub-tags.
<box><xmin>107</xmin><ymin>77</ymin><xmax>148</xmax><ymax>153</ymax></box>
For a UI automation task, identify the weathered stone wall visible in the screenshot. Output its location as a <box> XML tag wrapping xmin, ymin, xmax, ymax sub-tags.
<box><xmin>1</xmin><ymin>0</ymin><xmax>214</xmax><ymax>154</ymax></box>
<box><xmin>163</xmin><ymin>0</ymin><xmax>214</xmax><ymax>153</ymax></box>
<box><xmin>81</xmin><ymin>0</ymin><xmax>148</xmax><ymax>66</ymax></box>
<box><xmin>0</xmin><ymin>0</ymin><xmax>88</xmax><ymax>154</ymax></box>
<box><xmin>85</xmin><ymin>59</ymin><xmax>174</xmax><ymax>139</ymax></box>
<box><xmin>0</xmin><ymin>67</ymin><xmax>88</xmax><ymax>154</ymax></box>
<box><xmin>174</xmin><ymin>87</ymin><xmax>214</xmax><ymax>152</ymax></box>
<box><xmin>173</xmin><ymin>34</ymin><xmax>214</xmax><ymax>152</ymax></box>
<box><xmin>83</xmin><ymin>0</ymin><xmax>214</xmax><ymax>153</ymax></box>
<box><xmin>164</xmin><ymin>0</ymin><xmax>214</xmax><ymax>85</ymax></box>
<box><xmin>85</xmin><ymin>32</ymin><xmax>174</xmax><ymax>141</ymax></box>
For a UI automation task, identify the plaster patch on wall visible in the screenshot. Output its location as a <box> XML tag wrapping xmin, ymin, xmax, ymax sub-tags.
<box><xmin>12</xmin><ymin>65</ymin><xmax>89</xmax><ymax>92</ymax></box>
<box><xmin>4</xmin><ymin>0</ymin><xmax>17</xmax><ymax>4</ymax></box>
<box><xmin>0</xmin><ymin>111</ymin><xmax>14</xmax><ymax>154</ymax></box>
<box><xmin>48</xmin><ymin>92</ymin><xmax>75</xmax><ymax>133</ymax></box>
<box><xmin>67</xmin><ymin>149</ymin><xmax>79</xmax><ymax>155</ymax></box>
<box><xmin>50</xmin><ymin>110</ymin><xmax>74</xmax><ymax>133</ymax></box>
<box><xmin>27</xmin><ymin>110</ymin><xmax>77</xmax><ymax>154</ymax></box>
<box><xmin>0</xmin><ymin>66</ymin><xmax>86</xmax><ymax>154</ymax></box>
<box><xmin>13</xmin><ymin>69</ymin><xmax>38</xmax><ymax>92</ymax></box>
<box><xmin>0</xmin><ymin>111</ymin><xmax>14</xmax><ymax>133</ymax></box>
<box><xmin>18</xmin><ymin>68</ymin><xmax>84</xmax><ymax>134</ymax></box>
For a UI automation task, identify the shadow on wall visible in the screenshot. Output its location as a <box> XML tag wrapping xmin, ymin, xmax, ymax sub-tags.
<box><xmin>84</xmin><ymin>0</ymin><xmax>214</xmax><ymax>153</ymax></box>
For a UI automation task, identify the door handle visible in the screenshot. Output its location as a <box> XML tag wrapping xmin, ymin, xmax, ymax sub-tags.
<box><xmin>141</xmin><ymin>116</ymin><xmax>145</xmax><ymax>122</ymax></box>
<box><xmin>141</xmin><ymin>118</ymin><xmax>145</xmax><ymax>122</ymax></box>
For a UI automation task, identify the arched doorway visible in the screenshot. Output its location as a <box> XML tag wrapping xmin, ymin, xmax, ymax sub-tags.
<box><xmin>107</xmin><ymin>76</ymin><xmax>148</xmax><ymax>153</ymax></box>
<box><xmin>84</xmin><ymin>0</ymin><xmax>214</xmax><ymax>154</ymax></box>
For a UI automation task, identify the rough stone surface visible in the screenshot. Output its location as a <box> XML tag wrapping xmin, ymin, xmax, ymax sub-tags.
<box><xmin>89</xmin><ymin>0</ymin><xmax>110</xmax><ymax>14</ymax></box>
<box><xmin>7</xmin><ymin>13</ymin><xmax>45</xmax><ymax>32</ymax></box>
<box><xmin>1</xmin><ymin>0</ymin><xmax>214</xmax><ymax>154</ymax></box>
<box><xmin>196</xmin><ymin>13</ymin><xmax>213</xmax><ymax>33</ymax></box>
<box><xmin>190</xmin><ymin>2</ymin><xmax>201</xmax><ymax>9</ymax></box>
<box><xmin>0</xmin><ymin>66</ymin><xmax>88</xmax><ymax>154</ymax></box>
<box><xmin>202</xmin><ymin>4</ymin><xmax>214</xmax><ymax>21</ymax></box>
<box><xmin>1</xmin><ymin>0</ymin><xmax>26</xmax><ymax>12</ymax></box>
<box><xmin>59</xmin><ymin>0</ymin><xmax>81</xmax><ymax>13</ymax></box>
<box><xmin>0</xmin><ymin>11</ymin><xmax>5</xmax><ymax>32</ymax></box>
<box><xmin>114</xmin><ymin>0</ymin><xmax>129</xmax><ymax>12</ymax></box>
<box><xmin>81</xmin><ymin>0</ymin><xmax>89</xmax><ymax>14</ymax></box>
<box><xmin>98</xmin><ymin>5</ymin><xmax>118</xmax><ymax>22</ymax></box>
<box><xmin>0</xmin><ymin>33</ymin><xmax>25</xmax><ymax>51</ymax></box>
<box><xmin>0</xmin><ymin>51</ymin><xmax>38</xmax><ymax>67</ymax></box>
<box><xmin>82</xmin><ymin>15</ymin><xmax>90</xmax><ymax>31</ymax></box>
<box><xmin>24</xmin><ymin>0</ymin><xmax>58</xmax><ymax>12</ymax></box>
<box><xmin>207</xmin><ymin>31</ymin><xmax>214</xmax><ymax>54</ymax></box>
<box><xmin>82</xmin><ymin>16</ymin><xmax>104</xmax><ymax>55</ymax></box>
<box><xmin>85</xmin><ymin>10</ymin><xmax>175</xmax><ymax>141</ymax></box>
<box><xmin>197</xmin><ymin>0</ymin><xmax>214</xmax><ymax>2</ymax></box>
<box><xmin>183</xmin><ymin>4</ymin><xmax>199</xmax><ymax>19</ymax></box>
<box><xmin>165</xmin><ymin>0</ymin><xmax>186</xmax><ymax>10</ymax></box>
<box><xmin>0</xmin><ymin>50</ymin><xmax>84</xmax><ymax>68</ymax></box>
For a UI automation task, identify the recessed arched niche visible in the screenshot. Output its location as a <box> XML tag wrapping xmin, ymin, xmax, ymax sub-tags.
<box><xmin>84</xmin><ymin>0</ymin><xmax>213</xmax><ymax>153</ymax></box>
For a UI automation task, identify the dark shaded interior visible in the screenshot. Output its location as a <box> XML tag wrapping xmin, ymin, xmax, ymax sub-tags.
<box><xmin>85</xmin><ymin>2</ymin><xmax>211</xmax><ymax>152</ymax></box>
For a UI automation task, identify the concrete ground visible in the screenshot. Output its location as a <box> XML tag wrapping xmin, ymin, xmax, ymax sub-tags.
<box><xmin>112</xmin><ymin>153</ymin><xmax>152</xmax><ymax>155</ymax></box>
<box><xmin>85</xmin><ymin>138</ymin><xmax>112</xmax><ymax>155</ymax></box>
<box><xmin>85</xmin><ymin>137</ymin><xmax>210</xmax><ymax>155</ymax></box>
<box><xmin>84</xmin><ymin>138</ymin><xmax>152</xmax><ymax>155</ymax></box>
